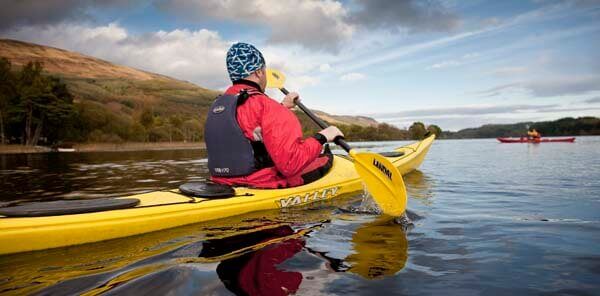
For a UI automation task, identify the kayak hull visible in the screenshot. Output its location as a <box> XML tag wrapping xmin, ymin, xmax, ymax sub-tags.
<box><xmin>497</xmin><ymin>137</ymin><xmax>575</xmax><ymax>143</ymax></box>
<box><xmin>0</xmin><ymin>135</ymin><xmax>435</xmax><ymax>255</ymax></box>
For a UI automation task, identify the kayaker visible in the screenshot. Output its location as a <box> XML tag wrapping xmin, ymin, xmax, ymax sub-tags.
<box><xmin>527</xmin><ymin>128</ymin><xmax>541</xmax><ymax>140</ymax></box>
<box><xmin>205</xmin><ymin>42</ymin><xmax>344</xmax><ymax>188</ymax></box>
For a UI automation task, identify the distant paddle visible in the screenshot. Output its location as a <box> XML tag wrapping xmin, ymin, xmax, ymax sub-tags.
<box><xmin>266</xmin><ymin>68</ymin><xmax>407</xmax><ymax>216</ymax></box>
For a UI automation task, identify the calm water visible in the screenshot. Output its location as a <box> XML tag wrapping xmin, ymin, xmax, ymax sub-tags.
<box><xmin>1</xmin><ymin>137</ymin><xmax>600</xmax><ymax>295</ymax></box>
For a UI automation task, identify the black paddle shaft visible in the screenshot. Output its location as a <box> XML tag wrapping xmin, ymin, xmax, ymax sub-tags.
<box><xmin>280</xmin><ymin>87</ymin><xmax>352</xmax><ymax>152</ymax></box>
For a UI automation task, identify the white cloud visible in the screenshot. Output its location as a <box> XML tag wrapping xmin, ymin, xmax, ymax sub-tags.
<box><xmin>427</xmin><ymin>51</ymin><xmax>481</xmax><ymax>70</ymax></box>
<box><xmin>3</xmin><ymin>21</ymin><xmax>337</xmax><ymax>92</ymax></box>
<box><xmin>319</xmin><ymin>63</ymin><xmax>332</xmax><ymax>72</ymax></box>
<box><xmin>157</xmin><ymin>0</ymin><xmax>353</xmax><ymax>52</ymax></box>
<box><xmin>491</xmin><ymin>66</ymin><xmax>529</xmax><ymax>76</ymax></box>
<box><xmin>478</xmin><ymin>75</ymin><xmax>600</xmax><ymax>98</ymax></box>
<box><xmin>340</xmin><ymin>72</ymin><xmax>366</xmax><ymax>81</ymax></box>
<box><xmin>428</xmin><ymin>60</ymin><xmax>460</xmax><ymax>69</ymax></box>
<box><xmin>462</xmin><ymin>52</ymin><xmax>479</xmax><ymax>59</ymax></box>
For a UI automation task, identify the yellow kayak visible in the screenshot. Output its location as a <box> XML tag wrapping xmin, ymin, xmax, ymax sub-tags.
<box><xmin>0</xmin><ymin>135</ymin><xmax>434</xmax><ymax>255</ymax></box>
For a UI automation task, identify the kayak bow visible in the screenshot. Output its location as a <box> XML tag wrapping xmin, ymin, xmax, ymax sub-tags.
<box><xmin>0</xmin><ymin>135</ymin><xmax>435</xmax><ymax>255</ymax></box>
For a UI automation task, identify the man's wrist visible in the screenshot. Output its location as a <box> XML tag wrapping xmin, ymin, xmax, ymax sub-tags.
<box><xmin>312</xmin><ymin>133</ymin><xmax>327</xmax><ymax>145</ymax></box>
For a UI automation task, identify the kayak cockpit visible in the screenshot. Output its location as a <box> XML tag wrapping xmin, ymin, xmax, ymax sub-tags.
<box><xmin>179</xmin><ymin>182</ymin><xmax>236</xmax><ymax>198</ymax></box>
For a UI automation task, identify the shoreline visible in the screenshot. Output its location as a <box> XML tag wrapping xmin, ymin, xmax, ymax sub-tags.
<box><xmin>0</xmin><ymin>142</ymin><xmax>206</xmax><ymax>154</ymax></box>
<box><xmin>2</xmin><ymin>135</ymin><xmax>587</xmax><ymax>154</ymax></box>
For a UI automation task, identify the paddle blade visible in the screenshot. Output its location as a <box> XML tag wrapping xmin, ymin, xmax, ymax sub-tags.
<box><xmin>350</xmin><ymin>150</ymin><xmax>407</xmax><ymax>216</ymax></box>
<box><xmin>266</xmin><ymin>68</ymin><xmax>286</xmax><ymax>89</ymax></box>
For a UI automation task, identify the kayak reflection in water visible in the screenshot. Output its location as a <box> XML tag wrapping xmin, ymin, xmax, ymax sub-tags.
<box><xmin>198</xmin><ymin>218</ymin><xmax>409</xmax><ymax>295</ymax></box>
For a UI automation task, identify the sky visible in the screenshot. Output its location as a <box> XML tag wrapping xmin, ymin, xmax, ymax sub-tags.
<box><xmin>1</xmin><ymin>0</ymin><xmax>599</xmax><ymax>131</ymax></box>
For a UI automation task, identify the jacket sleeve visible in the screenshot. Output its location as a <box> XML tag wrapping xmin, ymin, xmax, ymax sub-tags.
<box><xmin>260</xmin><ymin>98</ymin><xmax>323</xmax><ymax>177</ymax></box>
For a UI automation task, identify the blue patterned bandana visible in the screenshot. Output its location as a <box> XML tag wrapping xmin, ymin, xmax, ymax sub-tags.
<box><xmin>226</xmin><ymin>42</ymin><xmax>266</xmax><ymax>82</ymax></box>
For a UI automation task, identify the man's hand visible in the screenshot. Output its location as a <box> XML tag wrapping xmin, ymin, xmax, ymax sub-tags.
<box><xmin>318</xmin><ymin>126</ymin><xmax>344</xmax><ymax>142</ymax></box>
<box><xmin>281</xmin><ymin>92</ymin><xmax>299</xmax><ymax>109</ymax></box>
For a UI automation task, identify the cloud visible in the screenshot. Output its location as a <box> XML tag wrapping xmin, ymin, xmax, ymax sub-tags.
<box><xmin>156</xmin><ymin>0</ymin><xmax>353</xmax><ymax>52</ymax></box>
<box><xmin>3</xmin><ymin>22</ymin><xmax>330</xmax><ymax>91</ymax></box>
<box><xmin>4</xmin><ymin>22</ymin><xmax>232</xmax><ymax>88</ymax></box>
<box><xmin>319</xmin><ymin>64</ymin><xmax>332</xmax><ymax>72</ymax></box>
<box><xmin>333</xmin><ymin>2</ymin><xmax>599</xmax><ymax>73</ymax></box>
<box><xmin>372</xmin><ymin>104</ymin><xmax>558</xmax><ymax>119</ymax></box>
<box><xmin>491</xmin><ymin>66</ymin><xmax>529</xmax><ymax>76</ymax></box>
<box><xmin>426</xmin><ymin>51</ymin><xmax>479</xmax><ymax>70</ymax></box>
<box><xmin>585</xmin><ymin>96</ymin><xmax>600</xmax><ymax>104</ymax></box>
<box><xmin>155</xmin><ymin>0</ymin><xmax>463</xmax><ymax>52</ymax></box>
<box><xmin>427</xmin><ymin>60</ymin><xmax>460</xmax><ymax>69</ymax></box>
<box><xmin>525</xmin><ymin>76</ymin><xmax>600</xmax><ymax>96</ymax></box>
<box><xmin>0</xmin><ymin>0</ymin><xmax>138</xmax><ymax>30</ymax></box>
<box><xmin>340</xmin><ymin>72</ymin><xmax>366</xmax><ymax>81</ymax></box>
<box><xmin>347</xmin><ymin>0</ymin><xmax>461</xmax><ymax>33</ymax></box>
<box><xmin>478</xmin><ymin>76</ymin><xmax>600</xmax><ymax>97</ymax></box>
<box><xmin>334</xmin><ymin>27</ymin><xmax>489</xmax><ymax>73</ymax></box>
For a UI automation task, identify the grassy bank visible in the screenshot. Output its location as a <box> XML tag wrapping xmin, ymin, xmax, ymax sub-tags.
<box><xmin>0</xmin><ymin>142</ymin><xmax>206</xmax><ymax>154</ymax></box>
<box><xmin>0</xmin><ymin>145</ymin><xmax>52</xmax><ymax>154</ymax></box>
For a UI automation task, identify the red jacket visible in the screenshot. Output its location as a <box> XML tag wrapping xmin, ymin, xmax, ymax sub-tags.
<box><xmin>211</xmin><ymin>81</ymin><xmax>323</xmax><ymax>188</ymax></box>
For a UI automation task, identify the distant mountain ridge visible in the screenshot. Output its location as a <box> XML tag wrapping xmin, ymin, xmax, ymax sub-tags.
<box><xmin>444</xmin><ymin>117</ymin><xmax>600</xmax><ymax>139</ymax></box>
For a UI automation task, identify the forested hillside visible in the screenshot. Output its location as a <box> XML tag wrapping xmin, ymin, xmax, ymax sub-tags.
<box><xmin>444</xmin><ymin>117</ymin><xmax>600</xmax><ymax>139</ymax></box>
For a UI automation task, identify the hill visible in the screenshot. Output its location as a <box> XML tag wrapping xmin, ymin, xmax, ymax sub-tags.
<box><xmin>444</xmin><ymin>117</ymin><xmax>600</xmax><ymax>139</ymax></box>
<box><xmin>313</xmin><ymin>110</ymin><xmax>378</xmax><ymax>127</ymax></box>
<box><xmin>1</xmin><ymin>39</ymin><xmax>220</xmax><ymax>116</ymax></box>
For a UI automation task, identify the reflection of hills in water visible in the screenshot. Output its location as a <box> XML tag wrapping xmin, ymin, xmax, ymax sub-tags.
<box><xmin>9</xmin><ymin>204</ymin><xmax>409</xmax><ymax>295</ymax></box>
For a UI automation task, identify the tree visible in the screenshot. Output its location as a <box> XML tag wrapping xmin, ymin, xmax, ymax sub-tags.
<box><xmin>139</xmin><ymin>108</ymin><xmax>154</xmax><ymax>129</ymax></box>
<box><xmin>43</xmin><ymin>77</ymin><xmax>78</xmax><ymax>144</ymax></box>
<box><xmin>409</xmin><ymin>122</ymin><xmax>427</xmax><ymax>140</ymax></box>
<box><xmin>0</xmin><ymin>58</ymin><xmax>16</xmax><ymax>144</ymax></box>
<box><xmin>182</xmin><ymin>119</ymin><xmax>202</xmax><ymax>142</ymax></box>
<box><xmin>149</xmin><ymin>125</ymin><xmax>170</xmax><ymax>142</ymax></box>
<box><xmin>129</xmin><ymin>123</ymin><xmax>147</xmax><ymax>142</ymax></box>
<box><xmin>3</xmin><ymin>61</ymin><xmax>79</xmax><ymax>145</ymax></box>
<box><xmin>427</xmin><ymin>124</ymin><xmax>442</xmax><ymax>137</ymax></box>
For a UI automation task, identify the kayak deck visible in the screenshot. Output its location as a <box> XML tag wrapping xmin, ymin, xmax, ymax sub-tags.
<box><xmin>0</xmin><ymin>135</ymin><xmax>435</xmax><ymax>255</ymax></box>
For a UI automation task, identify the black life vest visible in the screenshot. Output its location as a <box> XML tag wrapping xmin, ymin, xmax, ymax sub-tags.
<box><xmin>204</xmin><ymin>90</ymin><xmax>274</xmax><ymax>177</ymax></box>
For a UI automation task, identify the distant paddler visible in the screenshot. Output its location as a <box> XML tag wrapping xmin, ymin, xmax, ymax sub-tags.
<box><xmin>527</xmin><ymin>128</ymin><xmax>541</xmax><ymax>141</ymax></box>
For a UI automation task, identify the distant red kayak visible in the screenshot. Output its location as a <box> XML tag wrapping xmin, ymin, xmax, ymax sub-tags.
<box><xmin>497</xmin><ymin>137</ymin><xmax>575</xmax><ymax>143</ymax></box>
